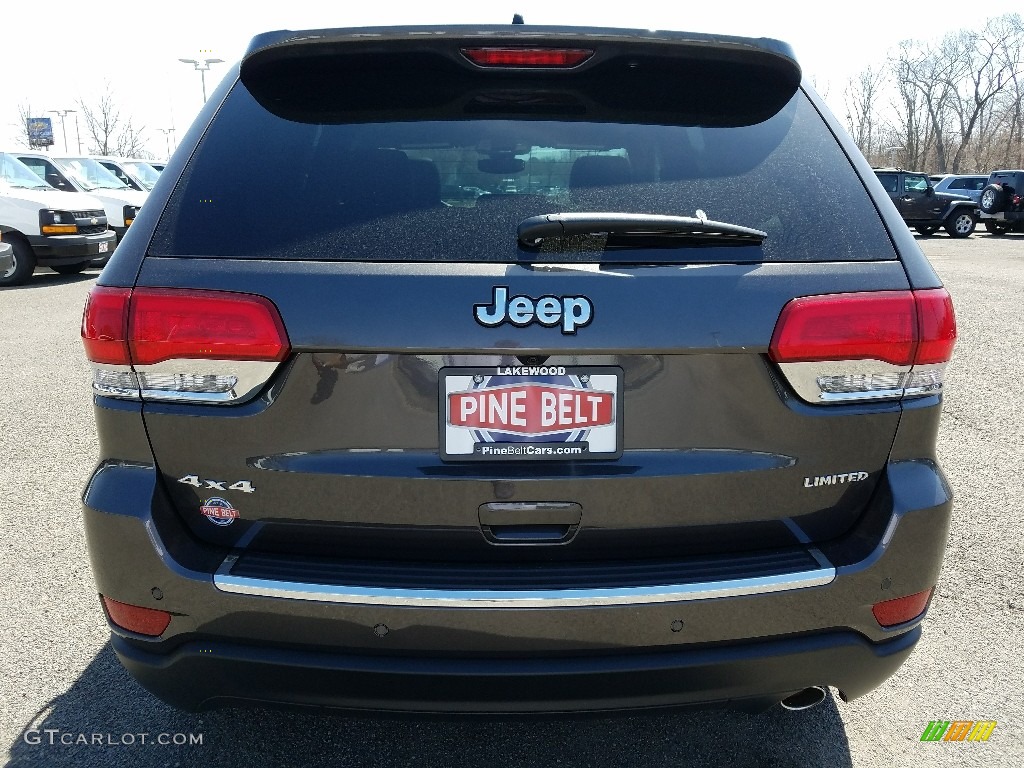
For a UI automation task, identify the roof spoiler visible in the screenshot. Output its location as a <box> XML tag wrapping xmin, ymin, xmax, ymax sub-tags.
<box><xmin>239</xmin><ymin>25</ymin><xmax>802</xmax><ymax>128</ymax></box>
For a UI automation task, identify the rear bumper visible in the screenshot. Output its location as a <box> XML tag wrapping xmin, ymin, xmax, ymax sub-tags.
<box><xmin>112</xmin><ymin>626</ymin><xmax>919</xmax><ymax>713</ymax></box>
<box><xmin>83</xmin><ymin>408</ymin><xmax>952</xmax><ymax>713</ymax></box>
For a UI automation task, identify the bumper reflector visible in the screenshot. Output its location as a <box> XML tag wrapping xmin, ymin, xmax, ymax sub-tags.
<box><xmin>101</xmin><ymin>596</ymin><xmax>172</xmax><ymax>636</ymax></box>
<box><xmin>872</xmin><ymin>588</ymin><xmax>933</xmax><ymax>628</ymax></box>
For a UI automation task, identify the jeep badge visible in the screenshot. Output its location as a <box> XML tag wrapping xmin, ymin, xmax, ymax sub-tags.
<box><xmin>474</xmin><ymin>286</ymin><xmax>593</xmax><ymax>335</ymax></box>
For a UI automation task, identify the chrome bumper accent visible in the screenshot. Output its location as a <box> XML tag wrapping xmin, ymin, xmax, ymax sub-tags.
<box><xmin>213</xmin><ymin>554</ymin><xmax>836</xmax><ymax>608</ymax></box>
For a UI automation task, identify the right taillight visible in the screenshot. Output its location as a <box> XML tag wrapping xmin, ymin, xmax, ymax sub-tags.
<box><xmin>82</xmin><ymin>286</ymin><xmax>290</xmax><ymax>403</ymax></box>
<box><xmin>770</xmin><ymin>288</ymin><xmax>955</xmax><ymax>403</ymax></box>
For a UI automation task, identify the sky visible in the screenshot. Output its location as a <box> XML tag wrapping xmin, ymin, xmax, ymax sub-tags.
<box><xmin>2</xmin><ymin>0</ymin><xmax>1021</xmax><ymax>160</ymax></box>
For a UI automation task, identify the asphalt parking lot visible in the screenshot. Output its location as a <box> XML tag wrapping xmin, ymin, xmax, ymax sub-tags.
<box><xmin>1</xmin><ymin>233</ymin><xmax>1022</xmax><ymax>767</ymax></box>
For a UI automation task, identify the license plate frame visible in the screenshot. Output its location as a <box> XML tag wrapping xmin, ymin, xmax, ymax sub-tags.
<box><xmin>97</xmin><ymin>241</ymin><xmax>109</xmax><ymax>253</ymax></box>
<box><xmin>439</xmin><ymin>365</ymin><xmax>623</xmax><ymax>462</ymax></box>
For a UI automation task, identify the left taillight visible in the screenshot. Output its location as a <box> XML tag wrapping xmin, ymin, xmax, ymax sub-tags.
<box><xmin>82</xmin><ymin>286</ymin><xmax>291</xmax><ymax>403</ymax></box>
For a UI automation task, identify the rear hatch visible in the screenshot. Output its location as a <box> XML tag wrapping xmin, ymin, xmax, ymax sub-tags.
<box><xmin>116</xmin><ymin>28</ymin><xmax>933</xmax><ymax>567</ymax></box>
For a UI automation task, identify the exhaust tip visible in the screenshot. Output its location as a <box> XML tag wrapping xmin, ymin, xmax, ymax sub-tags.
<box><xmin>780</xmin><ymin>686</ymin><xmax>828</xmax><ymax>711</ymax></box>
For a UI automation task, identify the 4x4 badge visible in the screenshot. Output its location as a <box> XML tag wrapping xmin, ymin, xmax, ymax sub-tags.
<box><xmin>178</xmin><ymin>474</ymin><xmax>255</xmax><ymax>493</ymax></box>
<box><xmin>474</xmin><ymin>286</ymin><xmax>593</xmax><ymax>334</ymax></box>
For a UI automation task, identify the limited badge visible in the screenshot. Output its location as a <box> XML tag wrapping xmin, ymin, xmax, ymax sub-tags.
<box><xmin>200</xmin><ymin>497</ymin><xmax>240</xmax><ymax>526</ymax></box>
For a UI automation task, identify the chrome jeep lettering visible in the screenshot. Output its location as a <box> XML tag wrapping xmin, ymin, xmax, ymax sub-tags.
<box><xmin>474</xmin><ymin>286</ymin><xmax>594</xmax><ymax>334</ymax></box>
<box><xmin>803</xmin><ymin>471</ymin><xmax>869</xmax><ymax>488</ymax></box>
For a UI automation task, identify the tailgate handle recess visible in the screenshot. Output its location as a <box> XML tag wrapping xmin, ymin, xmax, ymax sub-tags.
<box><xmin>479</xmin><ymin>502</ymin><xmax>582</xmax><ymax>545</ymax></box>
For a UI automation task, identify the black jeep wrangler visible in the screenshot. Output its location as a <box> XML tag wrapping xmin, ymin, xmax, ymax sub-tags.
<box><xmin>978</xmin><ymin>169</ymin><xmax>1024</xmax><ymax>235</ymax></box>
<box><xmin>874</xmin><ymin>168</ymin><xmax>978</xmax><ymax>237</ymax></box>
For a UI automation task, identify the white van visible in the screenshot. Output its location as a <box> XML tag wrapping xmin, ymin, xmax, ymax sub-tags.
<box><xmin>93</xmin><ymin>156</ymin><xmax>161</xmax><ymax>192</ymax></box>
<box><xmin>12</xmin><ymin>152</ymin><xmax>147</xmax><ymax>241</ymax></box>
<box><xmin>0</xmin><ymin>152</ymin><xmax>116</xmax><ymax>286</ymax></box>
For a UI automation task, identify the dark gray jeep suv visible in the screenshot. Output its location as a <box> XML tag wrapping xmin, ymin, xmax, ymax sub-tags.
<box><xmin>873</xmin><ymin>168</ymin><xmax>978</xmax><ymax>237</ymax></box>
<box><xmin>80</xmin><ymin>24</ymin><xmax>956</xmax><ymax>714</ymax></box>
<box><xmin>978</xmin><ymin>169</ymin><xmax>1024</xmax><ymax>234</ymax></box>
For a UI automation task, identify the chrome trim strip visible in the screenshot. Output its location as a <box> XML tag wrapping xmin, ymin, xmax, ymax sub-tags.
<box><xmin>816</xmin><ymin>387</ymin><xmax>906</xmax><ymax>402</ymax></box>
<box><xmin>213</xmin><ymin>564</ymin><xmax>836</xmax><ymax>608</ymax></box>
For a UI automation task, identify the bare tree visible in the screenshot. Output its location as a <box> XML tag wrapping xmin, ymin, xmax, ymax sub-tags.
<box><xmin>844</xmin><ymin>66</ymin><xmax>888</xmax><ymax>160</ymax></box>
<box><xmin>941</xmin><ymin>18</ymin><xmax>1023</xmax><ymax>172</ymax></box>
<box><xmin>881</xmin><ymin>13</ymin><xmax>1024</xmax><ymax>172</ymax></box>
<box><xmin>894</xmin><ymin>38</ymin><xmax>964</xmax><ymax>172</ymax></box>
<box><xmin>890</xmin><ymin>55</ymin><xmax>934</xmax><ymax>170</ymax></box>
<box><xmin>995</xmin><ymin>14</ymin><xmax>1024</xmax><ymax>167</ymax></box>
<box><xmin>77</xmin><ymin>85</ymin><xmax>147</xmax><ymax>156</ymax></box>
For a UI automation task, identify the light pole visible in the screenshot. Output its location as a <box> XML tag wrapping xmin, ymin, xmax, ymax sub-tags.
<box><xmin>157</xmin><ymin>128</ymin><xmax>176</xmax><ymax>159</ymax></box>
<box><xmin>49</xmin><ymin>109</ymin><xmax>76</xmax><ymax>153</ymax></box>
<box><xmin>178</xmin><ymin>57</ymin><xmax>224</xmax><ymax>103</ymax></box>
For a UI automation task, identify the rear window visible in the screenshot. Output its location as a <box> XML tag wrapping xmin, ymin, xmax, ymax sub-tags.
<box><xmin>152</xmin><ymin>83</ymin><xmax>895</xmax><ymax>263</ymax></box>
<box><xmin>990</xmin><ymin>172</ymin><xmax>1023</xmax><ymax>188</ymax></box>
<box><xmin>949</xmin><ymin>177</ymin><xmax>986</xmax><ymax>191</ymax></box>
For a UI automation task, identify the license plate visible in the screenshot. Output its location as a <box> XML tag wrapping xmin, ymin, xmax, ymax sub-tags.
<box><xmin>440</xmin><ymin>366</ymin><xmax>623</xmax><ymax>461</ymax></box>
<box><xmin>98</xmin><ymin>242</ymin><xmax>109</xmax><ymax>253</ymax></box>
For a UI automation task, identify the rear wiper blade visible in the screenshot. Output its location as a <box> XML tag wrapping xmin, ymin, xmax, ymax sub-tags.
<box><xmin>518</xmin><ymin>211</ymin><xmax>766</xmax><ymax>248</ymax></box>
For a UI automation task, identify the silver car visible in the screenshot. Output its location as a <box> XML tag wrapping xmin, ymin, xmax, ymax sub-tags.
<box><xmin>929</xmin><ymin>174</ymin><xmax>988</xmax><ymax>205</ymax></box>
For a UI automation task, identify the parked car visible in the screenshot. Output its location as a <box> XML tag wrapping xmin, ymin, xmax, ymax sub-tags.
<box><xmin>874</xmin><ymin>168</ymin><xmax>977</xmax><ymax>237</ymax></box>
<box><xmin>12</xmin><ymin>152</ymin><xmax>146</xmax><ymax>242</ymax></box>
<box><xmin>1</xmin><ymin>152</ymin><xmax>115</xmax><ymax>286</ymax></box>
<box><xmin>928</xmin><ymin>173</ymin><xmax>988</xmax><ymax>206</ymax></box>
<box><xmin>93</xmin><ymin>156</ymin><xmax>162</xmax><ymax>192</ymax></box>
<box><xmin>81</xmin><ymin>23</ymin><xmax>956</xmax><ymax>715</ymax></box>
<box><xmin>978</xmin><ymin>169</ymin><xmax>1024</xmax><ymax>234</ymax></box>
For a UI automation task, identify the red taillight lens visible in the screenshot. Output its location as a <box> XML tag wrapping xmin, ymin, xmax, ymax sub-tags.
<box><xmin>461</xmin><ymin>47</ymin><xmax>594</xmax><ymax>68</ymax></box>
<box><xmin>82</xmin><ymin>286</ymin><xmax>132</xmax><ymax>364</ymax></box>
<box><xmin>83</xmin><ymin>287</ymin><xmax>291</xmax><ymax>403</ymax></box>
<box><xmin>770</xmin><ymin>288</ymin><xmax>956</xmax><ymax>366</ymax></box>
<box><xmin>770</xmin><ymin>291</ymin><xmax>917</xmax><ymax>366</ymax></box>
<box><xmin>101</xmin><ymin>596</ymin><xmax>172</xmax><ymax>636</ymax></box>
<box><xmin>128</xmin><ymin>289</ymin><xmax>289</xmax><ymax>365</ymax></box>
<box><xmin>914</xmin><ymin>288</ymin><xmax>957</xmax><ymax>364</ymax></box>
<box><xmin>872</xmin><ymin>588</ymin><xmax>933</xmax><ymax>628</ymax></box>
